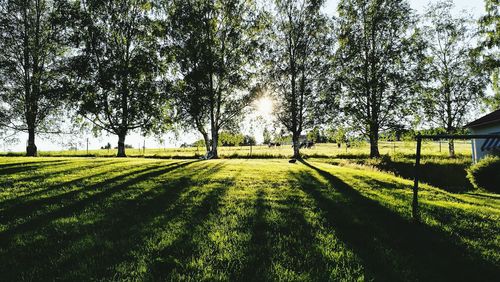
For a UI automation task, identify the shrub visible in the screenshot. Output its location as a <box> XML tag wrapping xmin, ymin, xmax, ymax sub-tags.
<box><xmin>466</xmin><ymin>156</ymin><xmax>500</xmax><ymax>193</ymax></box>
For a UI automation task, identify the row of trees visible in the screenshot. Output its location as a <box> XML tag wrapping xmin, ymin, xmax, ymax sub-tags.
<box><xmin>0</xmin><ymin>0</ymin><xmax>498</xmax><ymax>158</ymax></box>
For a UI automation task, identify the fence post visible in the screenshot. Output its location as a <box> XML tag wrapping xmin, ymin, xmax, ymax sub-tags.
<box><xmin>413</xmin><ymin>134</ymin><xmax>422</xmax><ymax>222</ymax></box>
<box><xmin>86</xmin><ymin>138</ymin><xmax>89</xmax><ymax>155</ymax></box>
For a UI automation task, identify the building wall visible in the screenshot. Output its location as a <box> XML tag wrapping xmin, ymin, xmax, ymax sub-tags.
<box><xmin>470</xmin><ymin>123</ymin><xmax>500</xmax><ymax>163</ymax></box>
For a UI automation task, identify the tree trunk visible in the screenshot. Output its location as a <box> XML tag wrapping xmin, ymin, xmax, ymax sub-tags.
<box><xmin>117</xmin><ymin>132</ymin><xmax>127</xmax><ymax>157</ymax></box>
<box><xmin>448</xmin><ymin>139</ymin><xmax>455</xmax><ymax>158</ymax></box>
<box><xmin>369</xmin><ymin>123</ymin><xmax>380</xmax><ymax>158</ymax></box>
<box><xmin>211</xmin><ymin>128</ymin><xmax>219</xmax><ymax>159</ymax></box>
<box><xmin>26</xmin><ymin>126</ymin><xmax>37</xmax><ymax>156</ymax></box>
<box><xmin>292</xmin><ymin>131</ymin><xmax>300</xmax><ymax>159</ymax></box>
<box><xmin>202</xmin><ymin>132</ymin><xmax>211</xmax><ymax>154</ymax></box>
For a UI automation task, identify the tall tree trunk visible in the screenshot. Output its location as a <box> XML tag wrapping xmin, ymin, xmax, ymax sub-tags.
<box><xmin>211</xmin><ymin>127</ymin><xmax>219</xmax><ymax>159</ymax></box>
<box><xmin>202</xmin><ymin>132</ymin><xmax>211</xmax><ymax>154</ymax></box>
<box><xmin>196</xmin><ymin>121</ymin><xmax>211</xmax><ymax>155</ymax></box>
<box><xmin>448</xmin><ymin>139</ymin><xmax>455</xmax><ymax>158</ymax></box>
<box><xmin>26</xmin><ymin>126</ymin><xmax>37</xmax><ymax>156</ymax></box>
<box><xmin>117</xmin><ymin>131</ymin><xmax>127</xmax><ymax>157</ymax></box>
<box><xmin>369</xmin><ymin>123</ymin><xmax>380</xmax><ymax>158</ymax></box>
<box><xmin>292</xmin><ymin>131</ymin><xmax>300</xmax><ymax>159</ymax></box>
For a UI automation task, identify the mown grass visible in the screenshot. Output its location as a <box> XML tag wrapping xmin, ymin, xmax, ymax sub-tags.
<box><xmin>0</xmin><ymin>140</ymin><xmax>472</xmax><ymax>159</ymax></box>
<box><xmin>0</xmin><ymin>157</ymin><xmax>498</xmax><ymax>281</ymax></box>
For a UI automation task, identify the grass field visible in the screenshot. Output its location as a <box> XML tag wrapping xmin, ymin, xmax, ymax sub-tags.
<box><xmin>0</xmin><ymin>140</ymin><xmax>473</xmax><ymax>159</ymax></box>
<box><xmin>0</xmin><ymin>157</ymin><xmax>498</xmax><ymax>281</ymax></box>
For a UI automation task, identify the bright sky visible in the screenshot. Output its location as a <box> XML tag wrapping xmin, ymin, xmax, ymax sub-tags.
<box><xmin>2</xmin><ymin>0</ymin><xmax>487</xmax><ymax>153</ymax></box>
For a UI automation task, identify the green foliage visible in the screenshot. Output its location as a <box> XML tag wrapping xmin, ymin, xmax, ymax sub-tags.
<box><xmin>467</xmin><ymin>155</ymin><xmax>500</xmax><ymax>193</ymax></box>
<box><xmin>263</xmin><ymin>128</ymin><xmax>272</xmax><ymax>144</ymax></box>
<box><xmin>421</xmin><ymin>1</ymin><xmax>488</xmax><ymax>156</ymax></box>
<box><xmin>168</xmin><ymin>0</ymin><xmax>263</xmax><ymax>158</ymax></box>
<box><xmin>268</xmin><ymin>0</ymin><xmax>333</xmax><ymax>158</ymax></box>
<box><xmin>479</xmin><ymin>0</ymin><xmax>500</xmax><ymax>110</ymax></box>
<box><xmin>243</xmin><ymin>135</ymin><xmax>256</xmax><ymax>146</ymax></box>
<box><xmin>69</xmin><ymin>0</ymin><xmax>169</xmax><ymax>156</ymax></box>
<box><xmin>306</xmin><ymin>127</ymin><xmax>328</xmax><ymax>143</ymax></box>
<box><xmin>219</xmin><ymin>131</ymin><xmax>245</xmax><ymax>147</ymax></box>
<box><xmin>0</xmin><ymin>0</ymin><xmax>75</xmax><ymax>155</ymax></box>
<box><xmin>336</xmin><ymin>0</ymin><xmax>424</xmax><ymax>158</ymax></box>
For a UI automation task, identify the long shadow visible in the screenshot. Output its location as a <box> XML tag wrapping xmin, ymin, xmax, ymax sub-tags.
<box><xmin>0</xmin><ymin>161</ymin><xmax>195</xmax><ymax>238</ymax></box>
<box><xmin>48</xmin><ymin>162</ymin><xmax>226</xmax><ymax>280</ymax></box>
<box><xmin>4</xmin><ymin>159</ymin><xmax>123</xmax><ymax>184</ymax></box>
<box><xmin>239</xmin><ymin>188</ymin><xmax>271</xmax><ymax>281</ymax></box>
<box><xmin>0</xmin><ymin>160</ymin><xmax>142</xmax><ymax>205</ymax></box>
<box><xmin>0</xmin><ymin>161</ymin><xmax>180</xmax><ymax>225</ymax></box>
<box><xmin>239</xmin><ymin>185</ymin><xmax>333</xmax><ymax>281</ymax></box>
<box><xmin>0</xmin><ymin>160</ymin><xmax>126</xmax><ymax>206</ymax></box>
<box><xmin>0</xmin><ymin>160</ymin><xmax>206</xmax><ymax>281</ymax></box>
<box><xmin>148</xmin><ymin>182</ymin><xmax>231</xmax><ymax>280</ymax></box>
<box><xmin>295</xmin><ymin>160</ymin><xmax>499</xmax><ymax>282</ymax></box>
<box><xmin>0</xmin><ymin>159</ymin><xmax>67</xmax><ymax>170</ymax></box>
<box><xmin>0</xmin><ymin>160</ymin><xmax>73</xmax><ymax>178</ymax></box>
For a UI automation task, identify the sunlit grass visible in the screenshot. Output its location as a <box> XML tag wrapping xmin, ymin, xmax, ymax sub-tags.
<box><xmin>0</xmin><ymin>140</ymin><xmax>473</xmax><ymax>159</ymax></box>
<box><xmin>0</xmin><ymin>157</ymin><xmax>497</xmax><ymax>281</ymax></box>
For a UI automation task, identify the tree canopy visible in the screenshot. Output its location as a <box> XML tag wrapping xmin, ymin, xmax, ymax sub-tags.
<box><xmin>268</xmin><ymin>0</ymin><xmax>332</xmax><ymax>159</ymax></box>
<box><xmin>69</xmin><ymin>0</ymin><xmax>168</xmax><ymax>157</ymax></box>
<box><xmin>168</xmin><ymin>0</ymin><xmax>264</xmax><ymax>159</ymax></box>
<box><xmin>336</xmin><ymin>0</ymin><xmax>424</xmax><ymax>158</ymax></box>
<box><xmin>421</xmin><ymin>0</ymin><xmax>488</xmax><ymax>157</ymax></box>
<box><xmin>0</xmin><ymin>0</ymin><xmax>74</xmax><ymax>156</ymax></box>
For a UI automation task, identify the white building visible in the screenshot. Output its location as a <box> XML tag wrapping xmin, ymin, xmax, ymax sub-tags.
<box><xmin>466</xmin><ymin>109</ymin><xmax>500</xmax><ymax>163</ymax></box>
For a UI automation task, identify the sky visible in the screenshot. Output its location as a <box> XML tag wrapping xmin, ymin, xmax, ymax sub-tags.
<box><xmin>2</xmin><ymin>0</ymin><xmax>487</xmax><ymax>153</ymax></box>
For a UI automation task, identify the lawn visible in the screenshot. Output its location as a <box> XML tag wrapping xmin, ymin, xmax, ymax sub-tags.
<box><xmin>0</xmin><ymin>140</ymin><xmax>473</xmax><ymax>159</ymax></box>
<box><xmin>0</xmin><ymin>157</ymin><xmax>498</xmax><ymax>281</ymax></box>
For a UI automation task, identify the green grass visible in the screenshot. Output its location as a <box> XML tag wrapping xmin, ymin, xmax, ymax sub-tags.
<box><xmin>0</xmin><ymin>140</ymin><xmax>473</xmax><ymax>159</ymax></box>
<box><xmin>0</xmin><ymin>157</ymin><xmax>498</xmax><ymax>281</ymax></box>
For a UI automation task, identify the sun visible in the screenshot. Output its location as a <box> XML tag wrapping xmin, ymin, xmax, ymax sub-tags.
<box><xmin>255</xmin><ymin>96</ymin><xmax>274</xmax><ymax>116</ymax></box>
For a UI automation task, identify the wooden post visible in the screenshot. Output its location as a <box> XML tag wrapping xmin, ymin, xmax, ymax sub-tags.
<box><xmin>413</xmin><ymin>134</ymin><xmax>422</xmax><ymax>222</ymax></box>
<box><xmin>439</xmin><ymin>140</ymin><xmax>441</xmax><ymax>152</ymax></box>
<box><xmin>250</xmin><ymin>144</ymin><xmax>252</xmax><ymax>157</ymax></box>
<box><xmin>86</xmin><ymin>138</ymin><xmax>89</xmax><ymax>155</ymax></box>
<box><xmin>143</xmin><ymin>140</ymin><xmax>146</xmax><ymax>155</ymax></box>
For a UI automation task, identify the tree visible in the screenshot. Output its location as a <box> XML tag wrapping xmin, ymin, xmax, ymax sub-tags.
<box><xmin>70</xmin><ymin>0</ymin><xmax>168</xmax><ymax>157</ymax></box>
<box><xmin>168</xmin><ymin>0</ymin><xmax>263</xmax><ymax>159</ymax></box>
<box><xmin>0</xmin><ymin>0</ymin><xmax>73</xmax><ymax>156</ymax></box>
<box><xmin>263</xmin><ymin>127</ymin><xmax>272</xmax><ymax>144</ymax></box>
<box><xmin>243</xmin><ymin>134</ymin><xmax>256</xmax><ymax>146</ymax></box>
<box><xmin>421</xmin><ymin>1</ymin><xmax>488</xmax><ymax>157</ymax></box>
<box><xmin>479</xmin><ymin>0</ymin><xmax>500</xmax><ymax>110</ymax></box>
<box><xmin>268</xmin><ymin>0</ymin><xmax>332</xmax><ymax>159</ymax></box>
<box><xmin>336</xmin><ymin>0</ymin><xmax>423</xmax><ymax>158</ymax></box>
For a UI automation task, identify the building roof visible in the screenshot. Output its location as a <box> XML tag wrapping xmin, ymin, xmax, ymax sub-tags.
<box><xmin>466</xmin><ymin>109</ymin><xmax>500</xmax><ymax>128</ymax></box>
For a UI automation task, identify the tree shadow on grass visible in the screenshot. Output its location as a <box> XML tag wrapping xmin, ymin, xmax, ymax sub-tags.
<box><xmin>294</xmin><ymin>160</ymin><xmax>499</xmax><ymax>282</ymax></box>
<box><xmin>55</xmin><ymin>162</ymin><xmax>231</xmax><ymax>280</ymax></box>
<box><xmin>0</xmin><ymin>161</ymin><xmax>194</xmax><ymax>238</ymax></box>
<box><xmin>0</xmin><ymin>160</ymin><xmax>73</xmax><ymax>178</ymax></box>
<box><xmin>239</xmin><ymin>188</ymin><xmax>271</xmax><ymax>281</ymax></box>
<box><xmin>239</xmin><ymin>186</ymin><xmax>336</xmax><ymax>281</ymax></box>
<box><xmin>0</xmin><ymin>160</ymin><xmax>125</xmax><ymax>205</ymax></box>
<box><xmin>147</xmin><ymin>181</ymin><xmax>232</xmax><ymax>280</ymax></box>
<box><xmin>0</xmin><ymin>161</ymin><xmax>237</xmax><ymax>281</ymax></box>
<box><xmin>0</xmin><ymin>160</ymin><xmax>212</xmax><ymax>281</ymax></box>
<box><xmin>0</xmin><ymin>159</ymin><xmax>68</xmax><ymax>170</ymax></box>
